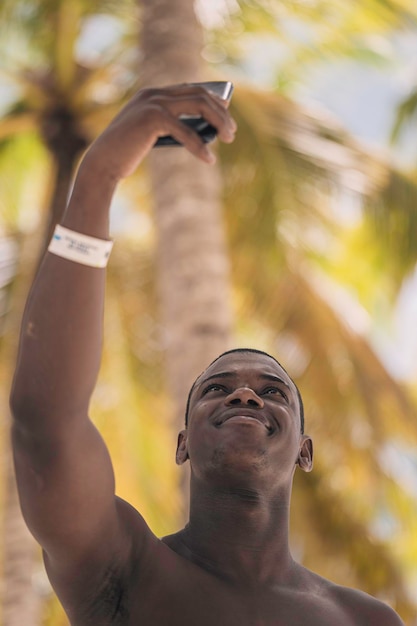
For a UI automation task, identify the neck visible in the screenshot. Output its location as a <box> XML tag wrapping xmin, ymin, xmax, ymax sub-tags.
<box><xmin>179</xmin><ymin>476</ymin><xmax>297</xmax><ymax>587</ymax></box>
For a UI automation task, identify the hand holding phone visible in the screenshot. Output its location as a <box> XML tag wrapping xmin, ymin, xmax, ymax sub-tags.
<box><xmin>154</xmin><ymin>81</ymin><xmax>234</xmax><ymax>147</ymax></box>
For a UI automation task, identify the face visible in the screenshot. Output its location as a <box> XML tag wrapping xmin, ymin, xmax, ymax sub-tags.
<box><xmin>176</xmin><ymin>352</ymin><xmax>313</xmax><ymax>494</ymax></box>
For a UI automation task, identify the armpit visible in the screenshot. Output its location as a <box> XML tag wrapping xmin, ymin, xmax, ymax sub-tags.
<box><xmin>58</xmin><ymin>562</ymin><xmax>130</xmax><ymax>626</ymax></box>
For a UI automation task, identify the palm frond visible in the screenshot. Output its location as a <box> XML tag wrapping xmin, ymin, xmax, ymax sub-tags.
<box><xmin>221</xmin><ymin>84</ymin><xmax>417</xmax><ymax>284</ymax></box>
<box><xmin>391</xmin><ymin>86</ymin><xmax>417</xmax><ymax>142</ymax></box>
<box><xmin>0</xmin><ymin>110</ymin><xmax>37</xmax><ymax>140</ymax></box>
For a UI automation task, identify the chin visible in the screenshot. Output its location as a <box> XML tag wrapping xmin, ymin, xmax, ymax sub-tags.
<box><xmin>204</xmin><ymin>444</ymin><xmax>271</xmax><ymax>480</ymax></box>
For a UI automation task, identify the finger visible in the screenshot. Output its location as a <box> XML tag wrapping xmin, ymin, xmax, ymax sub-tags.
<box><xmin>150</xmin><ymin>92</ymin><xmax>236</xmax><ymax>143</ymax></box>
<box><xmin>155</xmin><ymin>109</ymin><xmax>217</xmax><ymax>163</ymax></box>
<box><xmin>139</xmin><ymin>85</ymin><xmax>237</xmax><ymax>136</ymax></box>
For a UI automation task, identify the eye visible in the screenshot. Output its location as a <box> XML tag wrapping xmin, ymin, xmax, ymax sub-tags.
<box><xmin>202</xmin><ymin>383</ymin><xmax>228</xmax><ymax>396</ymax></box>
<box><xmin>262</xmin><ymin>387</ymin><xmax>288</xmax><ymax>401</ymax></box>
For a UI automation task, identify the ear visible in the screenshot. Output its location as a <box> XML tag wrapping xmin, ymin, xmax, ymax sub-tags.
<box><xmin>297</xmin><ymin>435</ymin><xmax>313</xmax><ymax>473</ymax></box>
<box><xmin>176</xmin><ymin>430</ymin><xmax>189</xmax><ymax>466</ymax></box>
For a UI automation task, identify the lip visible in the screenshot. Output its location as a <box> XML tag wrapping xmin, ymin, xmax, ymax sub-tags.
<box><xmin>214</xmin><ymin>410</ymin><xmax>274</xmax><ymax>433</ymax></box>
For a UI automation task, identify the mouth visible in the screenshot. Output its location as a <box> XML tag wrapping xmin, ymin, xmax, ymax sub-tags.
<box><xmin>215</xmin><ymin>411</ymin><xmax>274</xmax><ymax>433</ymax></box>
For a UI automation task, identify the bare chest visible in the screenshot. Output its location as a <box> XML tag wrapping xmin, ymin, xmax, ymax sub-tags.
<box><xmin>68</xmin><ymin>544</ymin><xmax>357</xmax><ymax>626</ymax></box>
<box><xmin>128</xmin><ymin>569</ymin><xmax>355</xmax><ymax>626</ymax></box>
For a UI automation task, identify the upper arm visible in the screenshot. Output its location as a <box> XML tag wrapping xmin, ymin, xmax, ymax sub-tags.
<box><xmin>11</xmin><ymin>415</ymin><xmax>150</xmax><ymax>581</ymax></box>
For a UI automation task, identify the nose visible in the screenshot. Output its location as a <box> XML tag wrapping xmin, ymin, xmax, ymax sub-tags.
<box><xmin>225</xmin><ymin>387</ymin><xmax>264</xmax><ymax>408</ymax></box>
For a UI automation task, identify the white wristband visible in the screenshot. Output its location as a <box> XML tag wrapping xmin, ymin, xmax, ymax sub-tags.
<box><xmin>48</xmin><ymin>225</ymin><xmax>113</xmax><ymax>268</ymax></box>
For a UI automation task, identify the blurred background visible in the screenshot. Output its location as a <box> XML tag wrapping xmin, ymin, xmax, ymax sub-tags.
<box><xmin>1</xmin><ymin>0</ymin><xmax>417</xmax><ymax>624</ymax></box>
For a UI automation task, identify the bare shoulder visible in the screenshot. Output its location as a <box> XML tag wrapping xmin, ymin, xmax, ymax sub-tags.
<box><xmin>328</xmin><ymin>581</ymin><xmax>405</xmax><ymax>625</ymax></box>
<box><xmin>297</xmin><ymin>567</ymin><xmax>404</xmax><ymax>626</ymax></box>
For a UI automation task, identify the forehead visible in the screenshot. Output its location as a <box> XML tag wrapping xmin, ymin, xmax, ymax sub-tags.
<box><xmin>198</xmin><ymin>352</ymin><xmax>294</xmax><ymax>388</ymax></box>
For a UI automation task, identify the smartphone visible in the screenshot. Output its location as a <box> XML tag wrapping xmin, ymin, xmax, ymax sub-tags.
<box><xmin>154</xmin><ymin>81</ymin><xmax>234</xmax><ymax>147</ymax></box>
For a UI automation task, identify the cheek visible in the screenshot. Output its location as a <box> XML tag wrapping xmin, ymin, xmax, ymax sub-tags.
<box><xmin>274</xmin><ymin>403</ymin><xmax>301</xmax><ymax>433</ymax></box>
<box><xmin>185</xmin><ymin>429</ymin><xmax>218</xmax><ymax>479</ymax></box>
<box><xmin>187</xmin><ymin>397</ymin><xmax>212</xmax><ymax>422</ymax></box>
<box><xmin>186</xmin><ymin>413</ymin><xmax>211</xmax><ymax>452</ymax></box>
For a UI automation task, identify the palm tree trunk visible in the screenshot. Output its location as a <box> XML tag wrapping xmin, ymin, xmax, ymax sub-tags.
<box><xmin>140</xmin><ymin>0</ymin><xmax>234</xmax><ymax>433</ymax></box>
<box><xmin>1</xmin><ymin>459</ymin><xmax>44</xmax><ymax>626</ymax></box>
<box><xmin>1</xmin><ymin>121</ymin><xmax>86</xmax><ymax>626</ymax></box>
<box><xmin>0</xmin><ymin>230</ymin><xmax>46</xmax><ymax>626</ymax></box>
<box><xmin>40</xmin><ymin>105</ymin><xmax>88</xmax><ymax>248</ymax></box>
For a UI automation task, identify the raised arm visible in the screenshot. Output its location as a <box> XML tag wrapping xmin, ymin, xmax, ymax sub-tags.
<box><xmin>9</xmin><ymin>85</ymin><xmax>236</xmax><ymax>605</ymax></box>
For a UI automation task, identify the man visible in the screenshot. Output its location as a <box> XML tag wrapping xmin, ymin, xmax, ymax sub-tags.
<box><xmin>10</xmin><ymin>84</ymin><xmax>404</xmax><ymax>625</ymax></box>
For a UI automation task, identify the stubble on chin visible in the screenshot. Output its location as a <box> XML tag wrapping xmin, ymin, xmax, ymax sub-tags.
<box><xmin>208</xmin><ymin>444</ymin><xmax>270</xmax><ymax>473</ymax></box>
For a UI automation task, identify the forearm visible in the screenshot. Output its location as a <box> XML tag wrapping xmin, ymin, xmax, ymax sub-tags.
<box><xmin>10</xmin><ymin>158</ymin><xmax>117</xmax><ymax>433</ymax></box>
<box><xmin>10</xmin><ymin>85</ymin><xmax>237</xmax><ymax>433</ymax></box>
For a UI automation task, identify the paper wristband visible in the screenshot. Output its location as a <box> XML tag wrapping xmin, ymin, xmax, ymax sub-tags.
<box><xmin>48</xmin><ymin>225</ymin><xmax>113</xmax><ymax>268</ymax></box>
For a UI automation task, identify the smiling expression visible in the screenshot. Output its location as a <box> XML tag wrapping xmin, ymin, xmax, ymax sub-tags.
<box><xmin>176</xmin><ymin>351</ymin><xmax>312</xmax><ymax>490</ymax></box>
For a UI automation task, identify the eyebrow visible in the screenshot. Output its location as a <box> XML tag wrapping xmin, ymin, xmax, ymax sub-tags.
<box><xmin>198</xmin><ymin>371</ymin><xmax>291</xmax><ymax>390</ymax></box>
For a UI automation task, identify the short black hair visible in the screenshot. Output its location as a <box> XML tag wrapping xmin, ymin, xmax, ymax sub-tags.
<box><xmin>184</xmin><ymin>348</ymin><xmax>305</xmax><ymax>433</ymax></box>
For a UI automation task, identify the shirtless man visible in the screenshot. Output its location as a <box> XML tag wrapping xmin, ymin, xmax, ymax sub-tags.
<box><xmin>10</xmin><ymin>84</ymin><xmax>405</xmax><ymax>625</ymax></box>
